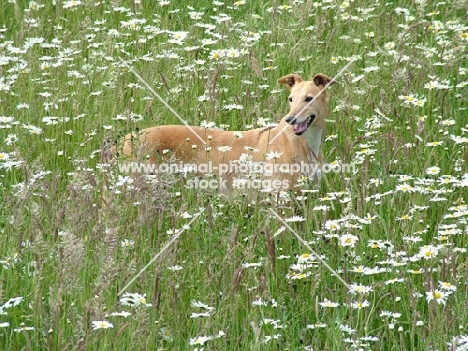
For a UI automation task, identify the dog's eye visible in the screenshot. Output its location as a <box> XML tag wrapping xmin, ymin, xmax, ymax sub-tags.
<box><xmin>288</xmin><ymin>97</ymin><xmax>292</xmax><ymax>102</ymax></box>
<box><xmin>305</xmin><ymin>96</ymin><xmax>313</xmax><ymax>102</ymax></box>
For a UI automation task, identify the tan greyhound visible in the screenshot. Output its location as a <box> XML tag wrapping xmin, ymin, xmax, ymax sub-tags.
<box><xmin>121</xmin><ymin>73</ymin><xmax>336</xmax><ymax>191</ymax></box>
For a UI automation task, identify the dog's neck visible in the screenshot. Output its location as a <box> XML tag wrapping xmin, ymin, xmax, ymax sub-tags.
<box><xmin>302</xmin><ymin>125</ymin><xmax>323</xmax><ymax>163</ymax></box>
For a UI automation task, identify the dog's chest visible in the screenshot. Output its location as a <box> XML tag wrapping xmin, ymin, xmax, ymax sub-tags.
<box><xmin>303</xmin><ymin>127</ymin><xmax>322</xmax><ymax>162</ymax></box>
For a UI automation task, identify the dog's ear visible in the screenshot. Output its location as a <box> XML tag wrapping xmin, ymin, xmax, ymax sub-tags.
<box><xmin>312</xmin><ymin>74</ymin><xmax>337</xmax><ymax>87</ymax></box>
<box><xmin>278</xmin><ymin>74</ymin><xmax>304</xmax><ymax>90</ymax></box>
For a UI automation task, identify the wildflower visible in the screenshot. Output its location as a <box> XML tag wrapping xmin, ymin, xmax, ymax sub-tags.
<box><xmin>210</xmin><ymin>14</ymin><xmax>232</xmax><ymax>23</ymax></box>
<box><xmin>350</xmin><ymin>300</ymin><xmax>370</xmax><ymax>310</ymax></box>
<box><xmin>398</xmin><ymin>174</ymin><xmax>414</xmax><ymax>182</ymax></box>
<box><xmin>396</xmin><ymin>214</ymin><xmax>412</xmax><ymax>221</ymax></box>
<box><xmin>191</xmin><ymin>300</ymin><xmax>215</xmax><ymax>312</ymax></box>
<box><xmin>239</xmin><ymin>153</ymin><xmax>252</xmax><ymax>163</ymax></box>
<box><xmin>263</xmin><ymin>334</ymin><xmax>281</xmax><ymax>343</ymax></box>
<box><xmin>273</xmin><ymin>226</ymin><xmax>286</xmax><ymax>237</ymax></box>
<box><xmin>2</xmin><ymin>297</ymin><xmax>24</xmax><ymax>309</ymax></box>
<box><xmin>0</xmin><ymin>116</ymin><xmax>15</xmax><ymax>124</ymax></box>
<box><xmin>285</xmin><ymin>215</ymin><xmax>306</xmax><ymax>222</ymax></box>
<box><xmin>120</xmin><ymin>239</ymin><xmax>134</xmax><ymax>248</ymax></box>
<box><xmin>426</xmin><ymin>166</ymin><xmax>441</xmax><ymax>175</ymax></box>
<box><xmin>449</xmin><ymin>334</ymin><xmax>468</xmax><ymax>351</ymax></box>
<box><xmin>306</xmin><ymin>323</ymin><xmax>327</xmax><ymax>329</ymax></box>
<box><xmin>380</xmin><ymin>311</ymin><xmax>402</xmax><ymax>319</ymax></box>
<box><xmin>169</xmin><ymin>31</ymin><xmax>189</xmax><ymax>43</ymax></box>
<box><xmin>396</xmin><ymin>183</ymin><xmax>415</xmax><ymax>193</ymax></box>
<box><xmin>363</xmin><ymin>66</ymin><xmax>380</xmax><ymax>73</ymax></box>
<box><xmin>369</xmin><ymin>178</ymin><xmax>383</xmax><ymax>186</ymax></box>
<box><xmin>198</xmin><ymin>94</ymin><xmax>210</xmax><ymax>102</ymax></box>
<box><xmin>363</xmin><ymin>266</ymin><xmax>387</xmax><ymax>275</ymax></box>
<box><xmin>217</xmin><ymin>146</ymin><xmax>232</xmax><ymax>153</ymax></box>
<box><xmin>339</xmin><ymin>324</ymin><xmax>356</xmax><ymax>334</ymax></box>
<box><xmin>349</xmin><ymin>283</ymin><xmax>373</xmax><ymax>294</ymax></box>
<box><xmin>63</xmin><ymin>0</ymin><xmax>82</xmax><ymax>9</ymax></box>
<box><xmin>341</xmin><ymin>12</ymin><xmax>350</xmax><ymax>20</ymax></box>
<box><xmin>340</xmin><ymin>234</ymin><xmax>359</xmax><ymax>247</ymax></box>
<box><xmin>121</xmin><ymin>18</ymin><xmax>146</xmax><ymax>30</ymax></box>
<box><xmin>209</xmin><ymin>50</ymin><xmax>223</xmax><ymax>60</ymax></box>
<box><xmin>439</xmin><ymin>281</ymin><xmax>456</xmax><ymax>292</ymax></box>
<box><xmin>260</xmin><ymin>318</ymin><xmax>281</xmax><ymax>327</ymax></box>
<box><xmin>226</xmin><ymin>48</ymin><xmax>241</xmax><ymax>58</ymax></box>
<box><xmin>223</xmin><ymin>104</ymin><xmax>243</xmax><ymax>110</ymax></box>
<box><xmin>441</xmin><ymin>119</ymin><xmax>455</xmax><ymax>126</ymax></box>
<box><xmin>385</xmin><ymin>278</ymin><xmax>405</xmax><ymax>285</ymax></box>
<box><xmin>408</xmin><ymin>268</ymin><xmax>425</xmax><ymax>275</ymax></box>
<box><xmin>92</xmin><ymin>321</ymin><xmax>113</xmax><ymax>330</ymax></box>
<box><xmin>287</xmin><ymin>271</ymin><xmax>312</xmax><ymax>280</ymax></box>
<box><xmin>351</xmin><ymin>266</ymin><xmax>366</xmax><ymax>273</ymax></box>
<box><xmin>252</xmin><ymin>298</ymin><xmax>268</xmax><ymax>306</ymax></box>
<box><xmin>242</xmin><ymin>262</ymin><xmax>263</xmax><ymax>268</ymax></box>
<box><xmin>265</xmin><ymin>151</ymin><xmax>283</xmax><ymax>160</ymax></box>
<box><xmin>156</xmin><ymin>327</ymin><xmax>173</xmax><ymax>342</ymax></box>
<box><xmin>120</xmin><ymin>292</ymin><xmax>152</xmax><ymax>307</ymax></box>
<box><xmin>13</xmin><ymin>326</ymin><xmax>34</xmax><ymax>332</ymax></box>
<box><xmin>351</xmin><ymin>74</ymin><xmax>364</xmax><ymax>83</ymax></box>
<box><xmin>22</xmin><ymin>124</ymin><xmax>42</xmax><ymax>135</ymax></box>
<box><xmin>297</xmin><ymin>253</ymin><xmax>314</xmax><ymax>263</ymax></box>
<box><xmin>189</xmin><ymin>11</ymin><xmax>204</xmax><ymax>20</ymax></box>
<box><xmin>324</xmin><ymin>220</ymin><xmax>341</xmax><ymax>231</ymax></box>
<box><xmin>169</xmin><ymin>87</ymin><xmax>182</xmax><ymax>94</ymax></box>
<box><xmin>190</xmin><ymin>336</ymin><xmax>211</xmax><ymax>345</ymax></box>
<box><xmin>419</xmin><ymin>245</ymin><xmax>439</xmax><ymax>260</ymax></box>
<box><xmin>425</xmin><ymin>289</ymin><xmax>449</xmax><ymax>305</ymax></box>
<box><xmin>426</xmin><ymin>141</ymin><xmax>443</xmax><ymax>147</ymax></box>
<box><xmin>191</xmin><ymin>312</ymin><xmax>212</xmax><ymax>318</ymax></box>
<box><xmin>200</xmin><ymin>120</ymin><xmax>216</xmax><ymax>129</ymax></box>
<box><xmin>319</xmin><ymin>299</ymin><xmax>340</xmax><ymax>308</ymax></box>
<box><xmin>424</xmin><ymin>79</ymin><xmax>444</xmax><ymax>90</ymax></box>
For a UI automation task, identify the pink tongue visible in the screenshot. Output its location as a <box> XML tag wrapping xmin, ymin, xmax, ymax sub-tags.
<box><xmin>293</xmin><ymin>120</ymin><xmax>309</xmax><ymax>134</ymax></box>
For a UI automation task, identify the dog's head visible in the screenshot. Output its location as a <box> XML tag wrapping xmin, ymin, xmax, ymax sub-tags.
<box><xmin>278</xmin><ymin>73</ymin><xmax>337</xmax><ymax>135</ymax></box>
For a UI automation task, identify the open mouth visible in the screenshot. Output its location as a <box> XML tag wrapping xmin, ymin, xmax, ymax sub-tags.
<box><xmin>292</xmin><ymin>115</ymin><xmax>315</xmax><ymax>136</ymax></box>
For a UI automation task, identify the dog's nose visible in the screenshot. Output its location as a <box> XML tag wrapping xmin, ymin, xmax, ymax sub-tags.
<box><xmin>286</xmin><ymin>116</ymin><xmax>296</xmax><ymax>124</ymax></box>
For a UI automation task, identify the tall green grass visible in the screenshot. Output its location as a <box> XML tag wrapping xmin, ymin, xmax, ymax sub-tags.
<box><xmin>0</xmin><ymin>0</ymin><xmax>467</xmax><ymax>350</ymax></box>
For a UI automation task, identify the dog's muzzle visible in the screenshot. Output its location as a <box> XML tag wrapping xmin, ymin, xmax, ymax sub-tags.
<box><xmin>286</xmin><ymin>115</ymin><xmax>316</xmax><ymax>135</ymax></box>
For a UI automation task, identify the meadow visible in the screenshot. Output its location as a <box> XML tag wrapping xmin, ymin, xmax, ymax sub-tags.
<box><xmin>0</xmin><ymin>0</ymin><xmax>468</xmax><ymax>350</ymax></box>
